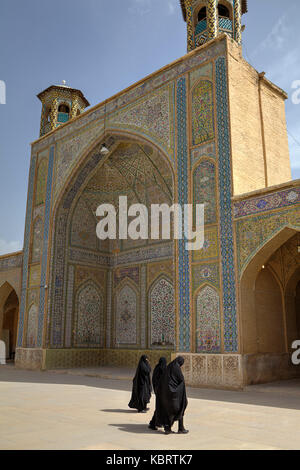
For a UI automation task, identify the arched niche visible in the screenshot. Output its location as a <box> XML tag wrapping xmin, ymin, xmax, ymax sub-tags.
<box><xmin>48</xmin><ymin>133</ymin><xmax>175</xmax><ymax>350</ymax></box>
<box><xmin>0</xmin><ymin>283</ymin><xmax>19</xmax><ymax>359</ymax></box>
<box><xmin>74</xmin><ymin>281</ymin><xmax>104</xmax><ymax>348</ymax></box>
<box><xmin>194</xmin><ymin>284</ymin><xmax>221</xmax><ymax>353</ymax></box>
<box><xmin>240</xmin><ymin>226</ymin><xmax>299</xmax><ymax>354</ymax></box>
<box><xmin>115</xmin><ymin>282</ymin><xmax>138</xmax><ymax>347</ymax></box>
<box><xmin>148</xmin><ymin>276</ymin><xmax>175</xmax><ymax>349</ymax></box>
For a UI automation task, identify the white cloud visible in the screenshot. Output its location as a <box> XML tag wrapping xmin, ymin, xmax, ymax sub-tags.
<box><xmin>129</xmin><ymin>0</ymin><xmax>152</xmax><ymax>16</ymax></box>
<box><xmin>258</xmin><ymin>16</ymin><xmax>289</xmax><ymax>53</ymax></box>
<box><xmin>264</xmin><ymin>48</ymin><xmax>299</xmax><ymax>90</ymax></box>
<box><xmin>167</xmin><ymin>0</ymin><xmax>177</xmax><ymax>15</ymax></box>
<box><xmin>288</xmin><ymin>131</ymin><xmax>300</xmax><ymax>171</ymax></box>
<box><xmin>0</xmin><ymin>239</ymin><xmax>22</xmax><ymax>256</ymax></box>
<box><xmin>129</xmin><ymin>0</ymin><xmax>177</xmax><ymax>17</ymax></box>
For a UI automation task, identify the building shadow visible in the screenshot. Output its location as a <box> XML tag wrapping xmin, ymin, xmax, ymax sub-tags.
<box><xmin>1</xmin><ymin>366</ymin><xmax>300</xmax><ymax>412</ymax></box>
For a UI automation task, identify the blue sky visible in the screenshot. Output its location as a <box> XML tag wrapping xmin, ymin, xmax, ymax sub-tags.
<box><xmin>0</xmin><ymin>0</ymin><xmax>299</xmax><ymax>255</ymax></box>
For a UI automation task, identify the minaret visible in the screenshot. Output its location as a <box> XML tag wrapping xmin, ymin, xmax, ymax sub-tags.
<box><xmin>37</xmin><ymin>82</ymin><xmax>90</xmax><ymax>137</ymax></box>
<box><xmin>180</xmin><ymin>0</ymin><xmax>248</xmax><ymax>52</ymax></box>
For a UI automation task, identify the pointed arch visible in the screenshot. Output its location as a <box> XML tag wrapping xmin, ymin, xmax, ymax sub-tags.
<box><xmin>194</xmin><ymin>284</ymin><xmax>221</xmax><ymax>353</ymax></box>
<box><xmin>114</xmin><ymin>280</ymin><xmax>138</xmax><ymax>346</ymax></box>
<box><xmin>191</xmin><ymin>79</ymin><xmax>215</xmax><ymax>146</ymax></box>
<box><xmin>74</xmin><ymin>279</ymin><xmax>104</xmax><ymax>348</ymax></box>
<box><xmin>35</xmin><ymin>158</ymin><xmax>48</xmax><ymax>206</ymax></box>
<box><xmin>240</xmin><ymin>226</ymin><xmax>300</xmax><ymax>355</ymax></box>
<box><xmin>148</xmin><ymin>275</ymin><xmax>175</xmax><ymax>349</ymax></box>
<box><xmin>31</xmin><ymin>216</ymin><xmax>44</xmax><ymax>263</ymax></box>
<box><xmin>26</xmin><ymin>303</ymin><xmax>38</xmax><ymax>348</ymax></box>
<box><xmin>48</xmin><ymin>133</ymin><xmax>175</xmax><ymax>348</ymax></box>
<box><xmin>192</xmin><ymin>157</ymin><xmax>217</xmax><ymax>225</ymax></box>
<box><xmin>0</xmin><ymin>282</ymin><xmax>19</xmax><ymax>359</ymax></box>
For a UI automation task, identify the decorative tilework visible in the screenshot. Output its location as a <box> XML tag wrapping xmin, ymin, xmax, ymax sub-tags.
<box><xmin>215</xmin><ymin>57</ymin><xmax>238</xmax><ymax>353</ymax></box>
<box><xmin>71</xmin><ymin>198</ymin><xmax>98</xmax><ymax>250</ymax></box>
<box><xmin>17</xmin><ymin>155</ymin><xmax>37</xmax><ymax>347</ymax></box>
<box><xmin>149</xmin><ymin>277</ymin><xmax>175</xmax><ymax>348</ymax></box>
<box><xmin>115</xmin><ymin>285</ymin><xmax>137</xmax><ymax>345</ymax></box>
<box><xmin>35</xmin><ymin>159</ymin><xmax>48</xmax><ymax>206</ymax></box>
<box><xmin>69</xmin><ymin>249</ymin><xmax>110</xmax><ymax>267</ymax></box>
<box><xmin>191</xmin><ymin>142</ymin><xmax>216</xmax><ymax>166</ymax></box>
<box><xmin>192</xmin><ymin>262</ymin><xmax>220</xmax><ymax>292</ymax></box>
<box><xmin>186</xmin><ymin>1</ymin><xmax>194</xmax><ymax>52</ymax></box>
<box><xmin>106</xmin><ymin>270</ymin><xmax>112</xmax><ymax>348</ymax></box>
<box><xmin>65</xmin><ymin>265</ymin><xmax>74</xmax><ymax>347</ymax></box>
<box><xmin>207</xmin><ymin>354</ymin><xmax>223</xmax><ymax>385</ymax></box>
<box><xmin>37</xmin><ymin>146</ymin><xmax>55</xmax><ymax>347</ymax></box>
<box><xmin>176</xmin><ymin>77</ymin><xmax>190</xmax><ymax>351</ymax></box>
<box><xmin>54</xmin><ymin>122</ymin><xmax>104</xmax><ymax>201</ymax></box>
<box><xmin>192</xmin><ymin>80</ymin><xmax>214</xmax><ymax>146</ymax></box>
<box><xmin>140</xmin><ymin>266</ymin><xmax>147</xmax><ymax>348</ymax></box>
<box><xmin>195</xmin><ymin>19</ymin><xmax>207</xmax><ymax>35</ymax></box>
<box><xmin>114</xmin><ymin>266</ymin><xmax>140</xmax><ymax>289</ymax></box>
<box><xmin>207</xmin><ymin>0</ymin><xmax>217</xmax><ymax>40</ymax></box>
<box><xmin>196</xmin><ymin>285</ymin><xmax>221</xmax><ymax>353</ymax></box>
<box><xmin>195</xmin><ymin>31</ymin><xmax>209</xmax><ymax>47</ymax></box>
<box><xmin>174</xmin><ymin>353</ymin><xmax>243</xmax><ymax>389</ymax></box>
<box><xmin>234</xmin><ymin>188</ymin><xmax>300</xmax><ymax>219</ymax></box>
<box><xmin>74</xmin><ymin>282</ymin><xmax>104</xmax><ymax>347</ymax></box>
<box><xmin>192</xmin><ymin>226</ymin><xmax>219</xmax><ymax>261</ymax></box>
<box><xmin>234</xmin><ymin>0</ymin><xmax>242</xmax><ymax>45</ymax></box>
<box><xmin>29</xmin><ymin>265</ymin><xmax>41</xmax><ymax>287</ymax></box>
<box><xmin>26</xmin><ymin>304</ymin><xmax>38</xmax><ymax>348</ymax></box>
<box><xmin>75</xmin><ymin>266</ymin><xmax>106</xmax><ymax>290</ymax></box>
<box><xmin>31</xmin><ymin>217</ymin><xmax>44</xmax><ymax>264</ymax></box>
<box><xmin>190</xmin><ymin>62</ymin><xmax>213</xmax><ymax>89</ymax></box>
<box><xmin>236</xmin><ymin>205</ymin><xmax>300</xmax><ymax>276</ymax></box>
<box><xmin>219</xmin><ymin>17</ymin><xmax>233</xmax><ymax>31</ymax></box>
<box><xmin>50</xmin><ymin>149</ymin><xmax>106</xmax><ymax>348</ymax></box>
<box><xmin>32</xmin><ymin>41</ymin><xmax>226</xmax><ymax>157</ymax></box>
<box><xmin>110</xmin><ymin>85</ymin><xmax>175</xmax><ymax>160</ymax></box>
<box><xmin>193</xmin><ymin>159</ymin><xmax>217</xmax><ymax>225</ymax></box>
<box><xmin>0</xmin><ymin>253</ymin><xmax>23</xmax><ymax>271</ymax></box>
<box><xmin>147</xmin><ymin>260</ymin><xmax>174</xmax><ymax>287</ymax></box>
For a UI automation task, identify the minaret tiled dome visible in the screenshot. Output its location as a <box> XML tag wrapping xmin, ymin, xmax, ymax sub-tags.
<box><xmin>179</xmin><ymin>0</ymin><xmax>248</xmax><ymax>51</ymax></box>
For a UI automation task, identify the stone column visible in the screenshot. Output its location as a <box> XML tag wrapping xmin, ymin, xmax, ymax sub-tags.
<box><xmin>207</xmin><ymin>0</ymin><xmax>218</xmax><ymax>40</ymax></box>
<box><xmin>234</xmin><ymin>0</ymin><xmax>242</xmax><ymax>45</ymax></box>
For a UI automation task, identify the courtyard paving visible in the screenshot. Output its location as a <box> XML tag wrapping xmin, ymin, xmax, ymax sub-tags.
<box><xmin>1</xmin><ymin>365</ymin><xmax>300</xmax><ymax>450</ymax></box>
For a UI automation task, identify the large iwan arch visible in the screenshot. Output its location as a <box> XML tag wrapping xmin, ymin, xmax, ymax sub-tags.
<box><xmin>240</xmin><ymin>227</ymin><xmax>300</xmax><ymax>384</ymax></box>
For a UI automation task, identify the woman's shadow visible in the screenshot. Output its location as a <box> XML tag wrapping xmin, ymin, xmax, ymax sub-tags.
<box><xmin>109</xmin><ymin>423</ymin><xmax>164</xmax><ymax>435</ymax></box>
<box><xmin>100</xmin><ymin>409</ymin><xmax>137</xmax><ymax>414</ymax></box>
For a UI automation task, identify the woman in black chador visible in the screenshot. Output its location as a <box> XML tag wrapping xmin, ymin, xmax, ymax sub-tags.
<box><xmin>128</xmin><ymin>355</ymin><xmax>152</xmax><ymax>413</ymax></box>
<box><xmin>155</xmin><ymin>356</ymin><xmax>188</xmax><ymax>434</ymax></box>
<box><xmin>148</xmin><ymin>357</ymin><xmax>167</xmax><ymax>430</ymax></box>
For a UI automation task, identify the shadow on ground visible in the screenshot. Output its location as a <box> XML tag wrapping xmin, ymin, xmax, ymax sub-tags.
<box><xmin>1</xmin><ymin>366</ymin><xmax>300</xmax><ymax>412</ymax></box>
<box><xmin>109</xmin><ymin>423</ymin><xmax>164</xmax><ymax>435</ymax></box>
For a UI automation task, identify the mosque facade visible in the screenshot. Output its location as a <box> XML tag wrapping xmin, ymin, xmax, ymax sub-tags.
<box><xmin>0</xmin><ymin>0</ymin><xmax>299</xmax><ymax>389</ymax></box>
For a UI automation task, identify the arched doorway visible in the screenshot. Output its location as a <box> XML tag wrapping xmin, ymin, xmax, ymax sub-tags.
<box><xmin>240</xmin><ymin>227</ymin><xmax>300</xmax><ymax>384</ymax></box>
<box><xmin>285</xmin><ymin>266</ymin><xmax>300</xmax><ymax>354</ymax></box>
<box><xmin>254</xmin><ymin>267</ymin><xmax>285</xmax><ymax>354</ymax></box>
<box><xmin>0</xmin><ymin>283</ymin><xmax>19</xmax><ymax>361</ymax></box>
<box><xmin>48</xmin><ymin>135</ymin><xmax>176</xmax><ymax>362</ymax></box>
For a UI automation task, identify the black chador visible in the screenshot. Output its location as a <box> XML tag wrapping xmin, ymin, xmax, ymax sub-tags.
<box><xmin>155</xmin><ymin>356</ymin><xmax>189</xmax><ymax>434</ymax></box>
<box><xmin>148</xmin><ymin>357</ymin><xmax>167</xmax><ymax>430</ymax></box>
<box><xmin>128</xmin><ymin>355</ymin><xmax>152</xmax><ymax>413</ymax></box>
